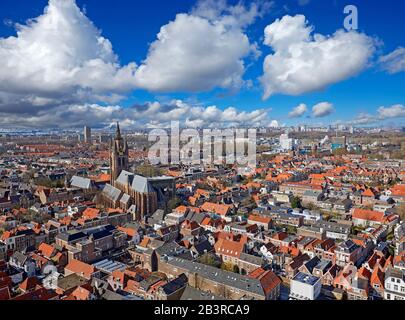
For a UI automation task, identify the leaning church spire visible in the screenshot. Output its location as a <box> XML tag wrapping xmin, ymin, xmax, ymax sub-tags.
<box><xmin>110</xmin><ymin>122</ymin><xmax>129</xmax><ymax>185</ymax></box>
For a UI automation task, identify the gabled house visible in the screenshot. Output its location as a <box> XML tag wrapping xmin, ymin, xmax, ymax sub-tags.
<box><xmin>9</xmin><ymin>251</ymin><xmax>36</xmax><ymax>277</ymax></box>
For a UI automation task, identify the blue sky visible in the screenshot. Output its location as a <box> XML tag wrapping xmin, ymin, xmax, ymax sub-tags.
<box><xmin>0</xmin><ymin>0</ymin><xmax>404</xmax><ymax>128</ymax></box>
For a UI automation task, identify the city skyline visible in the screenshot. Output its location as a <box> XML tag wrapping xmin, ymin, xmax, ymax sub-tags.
<box><xmin>0</xmin><ymin>0</ymin><xmax>404</xmax><ymax>130</ymax></box>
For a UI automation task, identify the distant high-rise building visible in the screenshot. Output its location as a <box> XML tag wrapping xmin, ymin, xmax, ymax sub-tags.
<box><xmin>99</xmin><ymin>134</ymin><xmax>110</xmax><ymax>143</ymax></box>
<box><xmin>300</xmin><ymin>125</ymin><xmax>307</xmax><ymax>132</ymax></box>
<box><xmin>338</xmin><ymin>125</ymin><xmax>347</xmax><ymax>131</ymax></box>
<box><xmin>84</xmin><ymin>126</ymin><xmax>92</xmax><ymax>144</ymax></box>
<box><xmin>280</xmin><ymin>133</ymin><xmax>294</xmax><ymax>151</ymax></box>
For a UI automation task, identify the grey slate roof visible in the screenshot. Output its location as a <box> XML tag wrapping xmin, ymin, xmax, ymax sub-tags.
<box><xmin>101</xmin><ymin>290</ymin><xmax>126</xmax><ymax>300</ymax></box>
<box><xmin>160</xmin><ymin>274</ymin><xmax>188</xmax><ymax>295</ymax></box>
<box><xmin>11</xmin><ymin>251</ymin><xmax>28</xmax><ymax>265</ymax></box>
<box><xmin>57</xmin><ymin>273</ymin><xmax>89</xmax><ymax>292</ymax></box>
<box><xmin>303</xmin><ymin>190</ymin><xmax>323</xmax><ymax>197</ymax></box>
<box><xmin>180</xmin><ymin>285</ymin><xmax>226</xmax><ymax>300</ymax></box>
<box><xmin>314</xmin><ymin>259</ymin><xmax>332</xmax><ymax>273</ymax></box>
<box><xmin>336</xmin><ymin>239</ymin><xmax>360</xmax><ymax>253</ymax></box>
<box><xmin>166</xmin><ymin>257</ymin><xmax>266</xmax><ymax>297</ymax></box>
<box><xmin>56</xmin><ymin>231</ymin><xmax>87</xmax><ymax>243</ymax></box>
<box><xmin>185</xmin><ymin>212</ymin><xmax>207</xmax><ymax>225</ymax></box>
<box><xmin>116</xmin><ymin>170</ymin><xmax>134</xmax><ymax>186</ymax></box>
<box><xmin>303</xmin><ymin>256</ymin><xmax>321</xmax><ymax>274</ymax></box>
<box><xmin>70</xmin><ymin>176</ymin><xmax>92</xmax><ymax>189</ymax></box>
<box><xmin>101</xmin><ymin>290</ymin><xmax>143</xmax><ymax>300</ymax></box>
<box><xmin>131</xmin><ymin>175</ymin><xmax>153</xmax><ymax>193</ymax></box>
<box><xmin>239</xmin><ymin>253</ymin><xmax>263</xmax><ymax>266</ymax></box>
<box><xmin>313</xmin><ymin>221</ymin><xmax>351</xmax><ymax>234</ymax></box>
<box><xmin>102</xmin><ymin>184</ymin><xmax>122</xmax><ymax>202</ymax></box>
<box><xmin>192</xmin><ymin>240</ymin><xmax>213</xmax><ymax>255</ymax></box>
<box><xmin>115</xmin><ymin>171</ymin><xmax>174</xmax><ymax>194</ymax></box>
<box><xmin>152</xmin><ymin>209</ymin><xmax>165</xmax><ymax>221</ymax></box>
<box><xmin>120</xmin><ymin>193</ymin><xmax>131</xmax><ymax>204</ymax></box>
<box><xmin>156</xmin><ymin>242</ymin><xmax>183</xmax><ymax>256</ymax></box>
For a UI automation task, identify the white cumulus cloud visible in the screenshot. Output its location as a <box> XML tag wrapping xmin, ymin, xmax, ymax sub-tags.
<box><xmin>288</xmin><ymin>103</ymin><xmax>307</xmax><ymax>118</ymax></box>
<box><xmin>312</xmin><ymin>102</ymin><xmax>334</xmax><ymax>118</ymax></box>
<box><xmin>0</xmin><ymin>0</ymin><xmax>271</xmax><ymax>118</ymax></box>
<box><xmin>351</xmin><ymin>113</ymin><xmax>377</xmax><ymax>125</ymax></box>
<box><xmin>260</xmin><ymin>15</ymin><xmax>376</xmax><ymax>99</ymax></box>
<box><xmin>0</xmin><ymin>99</ymin><xmax>270</xmax><ymax>129</ymax></box>
<box><xmin>350</xmin><ymin>104</ymin><xmax>405</xmax><ymax>125</ymax></box>
<box><xmin>134</xmin><ymin>0</ymin><xmax>268</xmax><ymax>92</ymax></box>
<box><xmin>379</xmin><ymin>47</ymin><xmax>405</xmax><ymax>74</ymax></box>
<box><xmin>0</xmin><ymin>0</ymin><xmax>138</xmax><ymax>109</ymax></box>
<box><xmin>377</xmin><ymin>104</ymin><xmax>405</xmax><ymax>119</ymax></box>
<box><xmin>269</xmin><ymin>120</ymin><xmax>280</xmax><ymax>127</ymax></box>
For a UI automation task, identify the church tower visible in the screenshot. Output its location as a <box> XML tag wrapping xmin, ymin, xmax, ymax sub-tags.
<box><xmin>110</xmin><ymin>122</ymin><xmax>129</xmax><ymax>185</ymax></box>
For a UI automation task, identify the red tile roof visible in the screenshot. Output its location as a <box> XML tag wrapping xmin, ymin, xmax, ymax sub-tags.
<box><xmin>0</xmin><ymin>286</ymin><xmax>10</xmax><ymax>300</ymax></box>
<box><xmin>180</xmin><ymin>220</ymin><xmax>200</xmax><ymax>231</ymax></box>
<box><xmin>38</xmin><ymin>243</ymin><xmax>56</xmax><ymax>259</ymax></box>
<box><xmin>65</xmin><ymin>259</ymin><xmax>95</xmax><ymax>279</ymax></box>
<box><xmin>249</xmin><ymin>268</ymin><xmax>282</xmax><ymax>296</ymax></box>
<box><xmin>19</xmin><ymin>277</ymin><xmax>41</xmax><ymax>292</ymax></box>
<box><xmin>358</xmin><ymin>266</ymin><xmax>372</xmax><ymax>280</ymax></box>
<box><xmin>200</xmin><ymin>202</ymin><xmax>232</xmax><ymax>216</ymax></box>
<box><xmin>71</xmin><ymin>285</ymin><xmax>93</xmax><ymax>300</ymax></box>
<box><xmin>82</xmin><ymin>208</ymin><xmax>100</xmax><ymax>219</ymax></box>
<box><xmin>370</xmin><ymin>267</ymin><xmax>384</xmax><ymax>288</ymax></box>
<box><xmin>214</xmin><ymin>238</ymin><xmax>244</xmax><ymax>259</ymax></box>
<box><xmin>12</xmin><ymin>287</ymin><xmax>58</xmax><ymax>300</ymax></box>
<box><xmin>352</xmin><ymin>208</ymin><xmax>385</xmax><ymax>223</ymax></box>
<box><xmin>248</xmin><ymin>215</ymin><xmax>272</xmax><ymax>225</ymax></box>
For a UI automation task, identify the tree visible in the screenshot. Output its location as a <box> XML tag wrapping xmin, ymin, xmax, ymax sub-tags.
<box><xmin>219</xmin><ymin>263</ymin><xmax>240</xmax><ymax>274</ymax></box>
<box><xmin>198</xmin><ymin>253</ymin><xmax>221</xmax><ymax>268</ymax></box>
<box><xmin>135</xmin><ymin>165</ymin><xmax>164</xmax><ymax>177</ymax></box>
<box><xmin>220</xmin><ymin>262</ymin><xmax>235</xmax><ymax>272</ymax></box>
<box><xmin>387</xmin><ymin>244</ymin><xmax>395</xmax><ymax>257</ymax></box>
<box><xmin>22</xmin><ymin>170</ymin><xmax>35</xmax><ymax>183</ymax></box>
<box><xmin>333</xmin><ymin>148</ymin><xmax>348</xmax><ymax>156</ymax></box>
<box><xmin>306</xmin><ymin>202</ymin><xmax>317</xmax><ymax>211</ymax></box>
<box><xmin>282</xmin><ymin>225</ymin><xmax>297</xmax><ymax>234</ymax></box>
<box><xmin>241</xmin><ymin>196</ymin><xmax>256</xmax><ymax>207</ymax></box>
<box><xmin>167</xmin><ymin>197</ymin><xmax>182</xmax><ymax>213</ymax></box>
<box><xmin>291</xmin><ymin>196</ymin><xmax>302</xmax><ymax>209</ymax></box>
<box><xmin>19</xmin><ymin>209</ymin><xmax>51</xmax><ymax>224</ymax></box>
<box><xmin>151</xmin><ymin>272</ymin><xmax>168</xmax><ymax>281</ymax></box>
<box><xmin>34</xmin><ymin>177</ymin><xmax>64</xmax><ymax>188</ymax></box>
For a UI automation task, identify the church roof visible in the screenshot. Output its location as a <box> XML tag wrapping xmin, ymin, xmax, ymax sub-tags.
<box><xmin>102</xmin><ymin>184</ymin><xmax>122</xmax><ymax>202</ymax></box>
<box><xmin>120</xmin><ymin>193</ymin><xmax>131</xmax><ymax>204</ymax></box>
<box><xmin>70</xmin><ymin>176</ymin><xmax>92</xmax><ymax>189</ymax></box>
<box><xmin>131</xmin><ymin>175</ymin><xmax>154</xmax><ymax>193</ymax></box>
<box><xmin>114</xmin><ymin>169</ymin><xmax>174</xmax><ymax>194</ymax></box>
<box><xmin>116</xmin><ymin>170</ymin><xmax>134</xmax><ymax>186</ymax></box>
